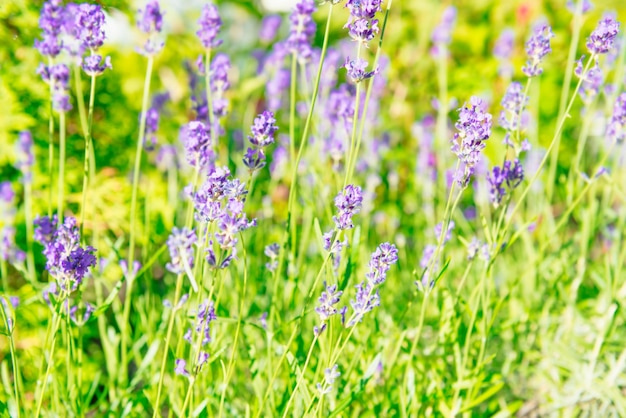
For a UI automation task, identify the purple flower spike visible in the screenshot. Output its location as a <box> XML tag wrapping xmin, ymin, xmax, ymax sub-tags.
<box><xmin>487</xmin><ymin>159</ymin><xmax>525</xmax><ymax>206</ymax></box>
<box><xmin>81</xmin><ymin>55</ymin><xmax>112</xmax><ymax>76</ymax></box>
<box><xmin>365</xmin><ymin>243</ymin><xmax>399</xmax><ymax>286</ymax></box>
<box><xmin>575</xmin><ymin>56</ymin><xmax>603</xmax><ymax>104</ymax></box>
<box><xmin>286</xmin><ymin>0</ymin><xmax>317</xmax><ymax>61</ymax></box>
<box><xmin>260</xmin><ymin>15</ymin><xmax>282</xmax><ymax>43</ymax></box>
<box><xmin>499</xmin><ymin>82</ymin><xmax>528</xmax><ymax>131</ymax></box>
<box><xmin>166</xmin><ymin>227</ymin><xmax>197</xmax><ymax>276</ymax></box>
<box><xmin>450</xmin><ymin>96</ymin><xmax>492</xmax><ymax>186</ymax></box>
<box><xmin>35</xmin><ymin>0</ymin><xmax>64</xmax><ymax>57</ymax></box>
<box><xmin>344</xmin><ymin>57</ymin><xmax>376</xmax><ymax>83</ymax></box>
<box><xmin>243</xmin><ymin>147</ymin><xmax>266</xmax><ymax>172</ymax></box>
<box><xmin>431</xmin><ymin>6</ymin><xmax>457</xmax><ymax>45</ymax></box>
<box><xmin>180</xmin><ymin>121</ymin><xmax>213</xmax><ymax>170</ymax></box>
<box><xmin>174</xmin><ymin>359</ymin><xmax>190</xmax><ymax>377</ymax></box>
<box><xmin>333</xmin><ymin>185</ymin><xmax>363</xmax><ymax>230</ymax></box>
<box><xmin>586</xmin><ymin>14</ymin><xmax>620</xmax><ymax>55</ymax></box>
<box><xmin>249</xmin><ymin>111</ymin><xmax>278</xmax><ymax>147</ymax></box>
<box><xmin>75</xmin><ymin>3</ymin><xmax>107</xmax><ymax>51</ymax></box>
<box><xmin>522</xmin><ymin>23</ymin><xmax>554</xmax><ymax>77</ymax></box>
<box><xmin>16</xmin><ymin>131</ymin><xmax>34</xmax><ymax>182</ymax></box>
<box><xmin>607</xmin><ymin>93</ymin><xmax>626</xmax><ymax>144</ymax></box>
<box><xmin>315</xmin><ymin>283</ymin><xmax>343</xmax><ymax>322</ymax></box>
<box><xmin>34</xmin><ymin>215</ymin><xmax>97</xmax><ymax>292</ymax></box>
<box><xmin>138</xmin><ymin>0</ymin><xmax>163</xmax><ymax>33</ymax></box>
<box><xmin>197</xmin><ymin>3</ymin><xmax>222</xmax><ymax>49</ymax></box>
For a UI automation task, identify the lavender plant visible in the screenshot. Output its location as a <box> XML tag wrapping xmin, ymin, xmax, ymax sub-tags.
<box><xmin>3</xmin><ymin>1</ymin><xmax>626</xmax><ymax>417</ymax></box>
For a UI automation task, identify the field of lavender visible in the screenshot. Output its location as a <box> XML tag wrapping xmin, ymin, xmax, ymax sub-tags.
<box><xmin>1</xmin><ymin>0</ymin><xmax>626</xmax><ymax>416</ymax></box>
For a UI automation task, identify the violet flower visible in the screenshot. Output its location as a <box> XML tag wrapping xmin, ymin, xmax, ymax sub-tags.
<box><xmin>333</xmin><ymin>184</ymin><xmax>363</xmax><ymax>230</ymax></box>
<box><xmin>178</xmin><ymin>299</ymin><xmax>216</xmax><ymax>376</ymax></box>
<box><xmin>586</xmin><ymin>14</ymin><xmax>620</xmax><ymax>55</ymax></box>
<box><xmin>34</xmin><ymin>215</ymin><xmax>97</xmax><ymax>293</ymax></box>
<box><xmin>607</xmin><ymin>92</ymin><xmax>626</xmax><ymax>144</ymax></box>
<box><xmin>494</xmin><ymin>28</ymin><xmax>514</xmax><ymax>77</ymax></box>
<box><xmin>35</xmin><ymin>0</ymin><xmax>64</xmax><ymax>57</ymax></box>
<box><xmin>575</xmin><ymin>56</ymin><xmax>603</xmax><ymax>105</ymax></box>
<box><xmin>522</xmin><ymin>22</ymin><xmax>554</xmax><ymax>77</ymax></box>
<box><xmin>180</xmin><ymin>121</ymin><xmax>214</xmax><ymax>171</ymax></box>
<box><xmin>15</xmin><ymin>131</ymin><xmax>34</xmax><ymax>183</ymax></box>
<box><xmin>37</xmin><ymin>63</ymin><xmax>72</xmax><ymax>112</ymax></box>
<box><xmin>197</xmin><ymin>3</ymin><xmax>222</xmax><ymax>49</ymax></box>
<box><xmin>314</xmin><ymin>282</ymin><xmax>343</xmax><ymax>336</ymax></box>
<box><xmin>260</xmin><ymin>15</ymin><xmax>282</xmax><ymax>43</ymax></box>
<box><xmin>137</xmin><ymin>0</ymin><xmax>165</xmax><ymax>55</ymax></box>
<box><xmin>486</xmin><ymin>159</ymin><xmax>525</xmax><ymax>206</ymax></box>
<box><xmin>285</xmin><ymin>0</ymin><xmax>317</xmax><ymax>61</ymax></box>
<box><xmin>450</xmin><ymin>96</ymin><xmax>493</xmax><ymax>187</ymax></box>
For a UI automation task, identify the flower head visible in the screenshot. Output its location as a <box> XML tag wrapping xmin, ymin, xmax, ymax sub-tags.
<box><xmin>197</xmin><ymin>3</ymin><xmax>222</xmax><ymax>49</ymax></box>
<box><xmin>16</xmin><ymin>131</ymin><xmax>34</xmax><ymax>182</ymax></box>
<box><xmin>487</xmin><ymin>159</ymin><xmax>525</xmax><ymax>206</ymax></box>
<box><xmin>344</xmin><ymin>57</ymin><xmax>376</xmax><ymax>83</ymax></box>
<box><xmin>333</xmin><ymin>185</ymin><xmax>363</xmax><ymax>230</ymax></box>
<box><xmin>522</xmin><ymin>23</ymin><xmax>554</xmax><ymax>77</ymax></box>
<box><xmin>260</xmin><ymin>15</ymin><xmax>282</xmax><ymax>43</ymax></box>
<box><xmin>450</xmin><ymin>96</ymin><xmax>493</xmax><ymax>186</ymax></box>
<box><xmin>607</xmin><ymin>92</ymin><xmax>626</xmax><ymax>143</ymax></box>
<box><xmin>586</xmin><ymin>14</ymin><xmax>620</xmax><ymax>55</ymax></box>
<box><xmin>181</xmin><ymin>121</ymin><xmax>213</xmax><ymax>170</ymax></box>
<box><xmin>75</xmin><ymin>3</ymin><xmax>107</xmax><ymax>51</ymax></box>
<box><xmin>34</xmin><ymin>216</ymin><xmax>97</xmax><ymax>292</ymax></box>
<box><xmin>81</xmin><ymin>55</ymin><xmax>112</xmax><ymax>76</ymax></box>
<box><xmin>166</xmin><ymin>227</ymin><xmax>197</xmax><ymax>275</ymax></box>
<box><xmin>499</xmin><ymin>82</ymin><xmax>528</xmax><ymax>132</ymax></box>
<box><xmin>249</xmin><ymin>111</ymin><xmax>278</xmax><ymax>147</ymax></box>
<box><xmin>285</xmin><ymin>0</ymin><xmax>317</xmax><ymax>61</ymax></box>
<box><xmin>137</xmin><ymin>0</ymin><xmax>163</xmax><ymax>33</ymax></box>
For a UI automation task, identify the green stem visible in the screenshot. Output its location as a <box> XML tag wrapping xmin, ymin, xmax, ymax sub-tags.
<box><xmin>205</xmin><ymin>49</ymin><xmax>216</xmax><ymax>156</ymax></box>
<box><xmin>546</xmin><ymin>4</ymin><xmax>584</xmax><ymax>201</ymax></box>
<box><xmin>497</xmin><ymin>55</ymin><xmax>595</xmax><ymax>249</ymax></box>
<box><xmin>289</xmin><ymin>53</ymin><xmax>297</xmax><ymax>165</ymax></box>
<box><xmin>34</xmin><ymin>312</ymin><xmax>62</xmax><ymax>418</ymax></box>
<box><xmin>218</xmin><ymin>235</ymin><xmax>249</xmax><ymax>418</ymax></box>
<box><xmin>0</xmin><ymin>287</ymin><xmax>21</xmax><ymax>418</ymax></box>
<box><xmin>281</xmin><ymin>334</ymin><xmax>319</xmax><ymax>417</ymax></box>
<box><xmin>79</xmin><ymin>74</ymin><xmax>97</xmax><ymax>236</ymax></box>
<box><xmin>57</xmin><ymin>112</ymin><xmax>66</xmax><ymax>222</ymax></box>
<box><xmin>23</xmin><ymin>178</ymin><xmax>36</xmax><ymax>283</ymax></box>
<box><xmin>122</xmin><ymin>56</ymin><xmax>154</xmax><ymax>386</ymax></box>
<box><xmin>285</xmin><ymin>3</ymin><xmax>334</xmax><ymax>259</ymax></box>
<box><xmin>47</xmin><ymin>57</ymin><xmax>55</xmax><ymax>218</ymax></box>
<box><xmin>345</xmin><ymin>3</ymin><xmax>392</xmax><ymax>187</ymax></box>
<box><xmin>152</xmin><ymin>273</ymin><xmax>185</xmax><ymax>417</ymax></box>
<box><xmin>74</xmin><ymin>65</ymin><xmax>89</xmax><ymax>138</ymax></box>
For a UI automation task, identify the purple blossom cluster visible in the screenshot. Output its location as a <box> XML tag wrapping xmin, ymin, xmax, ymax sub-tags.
<box><xmin>344</xmin><ymin>57</ymin><xmax>377</xmax><ymax>84</ymax></box>
<box><xmin>0</xmin><ymin>183</ymin><xmax>25</xmax><ymax>266</ymax></box>
<box><xmin>486</xmin><ymin>159</ymin><xmax>525</xmax><ymax>206</ymax></box>
<box><xmin>522</xmin><ymin>23</ymin><xmax>554</xmax><ymax>77</ymax></box>
<box><xmin>176</xmin><ymin>299</ymin><xmax>217</xmax><ymax>377</ymax></box>
<box><xmin>37</xmin><ymin>63</ymin><xmax>71</xmax><ymax>112</ymax></box>
<box><xmin>243</xmin><ymin>111</ymin><xmax>278</xmax><ymax>172</ymax></box>
<box><xmin>586</xmin><ymin>14</ymin><xmax>620</xmax><ymax>55</ymax></box>
<box><xmin>316</xmin><ymin>364</ymin><xmax>340</xmax><ymax>395</ymax></box>
<box><xmin>285</xmin><ymin>0</ymin><xmax>317</xmax><ymax>61</ymax></box>
<box><xmin>566</xmin><ymin>0</ymin><xmax>593</xmax><ymax>14</ymax></box>
<box><xmin>575</xmin><ymin>57</ymin><xmax>603</xmax><ymax>105</ymax></box>
<box><xmin>450</xmin><ymin>97</ymin><xmax>493</xmax><ymax>187</ymax></box>
<box><xmin>348</xmin><ymin>243</ymin><xmax>398</xmax><ymax>326</ymax></box>
<box><xmin>430</xmin><ymin>6</ymin><xmax>456</xmax><ymax>57</ymax></box>
<box><xmin>75</xmin><ymin>4</ymin><xmax>111</xmax><ymax>76</ymax></box>
<box><xmin>197</xmin><ymin>4</ymin><xmax>223</xmax><ymax>49</ymax></box>
<box><xmin>137</xmin><ymin>0</ymin><xmax>165</xmax><ymax>55</ymax></box>
<box><xmin>493</xmin><ymin>28</ymin><xmax>515</xmax><ymax>78</ymax></box>
<box><xmin>180</xmin><ymin>121</ymin><xmax>214</xmax><ymax>171</ymax></box>
<box><xmin>419</xmin><ymin>221</ymin><xmax>455</xmax><ymax>288</ymax></box>
<box><xmin>314</xmin><ymin>282</ymin><xmax>343</xmax><ymax>335</ymax></box>
<box><xmin>166</xmin><ymin>227</ymin><xmax>197</xmax><ymax>276</ymax></box>
<box><xmin>15</xmin><ymin>131</ymin><xmax>34</xmax><ymax>183</ymax></box>
<box><xmin>499</xmin><ymin>82</ymin><xmax>527</xmax><ymax>132</ymax></box>
<box><xmin>264</xmin><ymin>243</ymin><xmax>280</xmax><ymax>272</ymax></box>
<box><xmin>35</xmin><ymin>0</ymin><xmax>64</xmax><ymax>58</ymax></box>
<box><xmin>191</xmin><ymin>167</ymin><xmax>256</xmax><ymax>269</ymax></box>
<box><xmin>345</xmin><ymin>0</ymin><xmax>382</xmax><ymax>45</ymax></box>
<box><xmin>333</xmin><ymin>185</ymin><xmax>363</xmax><ymax>230</ymax></box>
<box><xmin>607</xmin><ymin>93</ymin><xmax>626</xmax><ymax>144</ymax></box>
<box><xmin>34</xmin><ymin>215</ymin><xmax>97</xmax><ymax>293</ymax></box>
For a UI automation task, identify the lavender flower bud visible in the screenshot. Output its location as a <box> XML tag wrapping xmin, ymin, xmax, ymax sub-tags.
<box><xmin>15</xmin><ymin>131</ymin><xmax>34</xmax><ymax>182</ymax></box>
<box><xmin>243</xmin><ymin>148</ymin><xmax>266</xmax><ymax>172</ymax></box>
<box><xmin>137</xmin><ymin>0</ymin><xmax>163</xmax><ymax>34</ymax></box>
<box><xmin>166</xmin><ymin>227</ymin><xmax>197</xmax><ymax>275</ymax></box>
<box><xmin>499</xmin><ymin>82</ymin><xmax>528</xmax><ymax>131</ymax></box>
<box><xmin>607</xmin><ymin>92</ymin><xmax>626</xmax><ymax>144</ymax></box>
<box><xmin>450</xmin><ymin>96</ymin><xmax>492</xmax><ymax>187</ymax></box>
<box><xmin>180</xmin><ymin>121</ymin><xmax>213</xmax><ymax>170</ymax></box>
<box><xmin>81</xmin><ymin>55</ymin><xmax>112</xmax><ymax>77</ymax></box>
<box><xmin>575</xmin><ymin>56</ymin><xmax>603</xmax><ymax>105</ymax></box>
<box><xmin>522</xmin><ymin>23</ymin><xmax>554</xmax><ymax>77</ymax></box>
<box><xmin>260</xmin><ymin>15</ymin><xmax>282</xmax><ymax>43</ymax></box>
<box><xmin>75</xmin><ymin>3</ymin><xmax>107</xmax><ymax>51</ymax></box>
<box><xmin>344</xmin><ymin>57</ymin><xmax>376</xmax><ymax>83</ymax></box>
<box><xmin>249</xmin><ymin>111</ymin><xmax>279</xmax><ymax>147</ymax></box>
<box><xmin>315</xmin><ymin>282</ymin><xmax>343</xmax><ymax>322</ymax></box>
<box><xmin>333</xmin><ymin>184</ymin><xmax>363</xmax><ymax>230</ymax></box>
<box><xmin>197</xmin><ymin>3</ymin><xmax>222</xmax><ymax>49</ymax></box>
<box><xmin>487</xmin><ymin>159</ymin><xmax>524</xmax><ymax>206</ymax></box>
<box><xmin>586</xmin><ymin>14</ymin><xmax>620</xmax><ymax>55</ymax></box>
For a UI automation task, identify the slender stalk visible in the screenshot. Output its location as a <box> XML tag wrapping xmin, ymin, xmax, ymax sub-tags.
<box><xmin>546</xmin><ymin>2</ymin><xmax>584</xmax><ymax>200</ymax></box>
<box><xmin>47</xmin><ymin>57</ymin><xmax>55</xmax><ymax>218</ymax></box>
<box><xmin>79</xmin><ymin>74</ymin><xmax>97</xmax><ymax>235</ymax></box>
<box><xmin>497</xmin><ymin>55</ymin><xmax>595</xmax><ymax>248</ymax></box>
<box><xmin>152</xmin><ymin>273</ymin><xmax>185</xmax><ymax>417</ymax></box>
<box><xmin>289</xmin><ymin>53</ymin><xmax>297</xmax><ymax>164</ymax></box>
<box><xmin>74</xmin><ymin>65</ymin><xmax>89</xmax><ymax>138</ymax></box>
<box><xmin>205</xmin><ymin>49</ymin><xmax>216</xmax><ymax>156</ymax></box>
<box><xmin>281</xmin><ymin>334</ymin><xmax>319</xmax><ymax>417</ymax></box>
<box><xmin>121</xmin><ymin>56</ymin><xmax>154</xmax><ymax>385</ymax></box>
<box><xmin>285</xmin><ymin>3</ymin><xmax>334</xmax><ymax>253</ymax></box>
<box><xmin>345</xmin><ymin>2</ymin><xmax>392</xmax><ymax>187</ymax></box>
<box><xmin>0</xmin><ymin>282</ymin><xmax>21</xmax><ymax>418</ymax></box>
<box><xmin>34</xmin><ymin>312</ymin><xmax>62</xmax><ymax>418</ymax></box>
<box><xmin>218</xmin><ymin>235</ymin><xmax>249</xmax><ymax>418</ymax></box>
<box><xmin>57</xmin><ymin>112</ymin><xmax>66</xmax><ymax>222</ymax></box>
<box><xmin>342</xmin><ymin>43</ymin><xmax>363</xmax><ymax>189</ymax></box>
<box><xmin>23</xmin><ymin>179</ymin><xmax>36</xmax><ymax>283</ymax></box>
